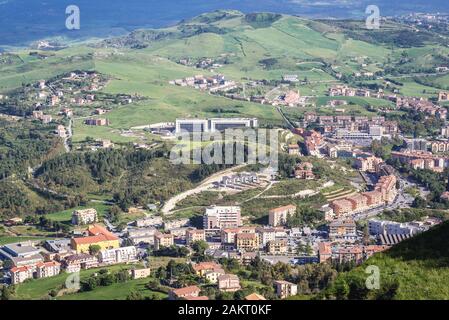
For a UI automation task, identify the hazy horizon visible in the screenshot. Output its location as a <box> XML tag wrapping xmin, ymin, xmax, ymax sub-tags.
<box><xmin>1</xmin><ymin>0</ymin><xmax>448</xmax><ymax>47</ymax></box>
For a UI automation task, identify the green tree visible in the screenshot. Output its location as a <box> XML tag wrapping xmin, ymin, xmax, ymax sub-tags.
<box><xmin>89</xmin><ymin>244</ymin><xmax>102</xmax><ymax>256</ymax></box>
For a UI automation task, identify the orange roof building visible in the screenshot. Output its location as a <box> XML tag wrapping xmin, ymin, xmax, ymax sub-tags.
<box><xmin>71</xmin><ymin>224</ymin><xmax>120</xmax><ymax>253</ymax></box>
<box><xmin>169</xmin><ymin>285</ymin><xmax>201</xmax><ymax>300</ymax></box>
<box><xmin>245</xmin><ymin>293</ymin><xmax>267</xmax><ymax>300</ymax></box>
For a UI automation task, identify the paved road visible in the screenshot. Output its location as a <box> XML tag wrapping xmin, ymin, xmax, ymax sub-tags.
<box><xmin>64</xmin><ymin>118</ymin><xmax>72</xmax><ymax>153</ymax></box>
<box><xmin>161</xmin><ymin>164</ymin><xmax>247</xmax><ymax>215</ymax></box>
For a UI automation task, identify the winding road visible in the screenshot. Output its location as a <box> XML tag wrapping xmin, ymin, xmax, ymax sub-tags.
<box><xmin>161</xmin><ymin>164</ymin><xmax>246</xmax><ymax>215</ymax></box>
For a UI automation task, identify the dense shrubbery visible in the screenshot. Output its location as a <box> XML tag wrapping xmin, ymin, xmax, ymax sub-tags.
<box><xmin>80</xmin><ymin>269</ymin><xmax>131</xmax><ymax>292</ymax></box>
<box><xmin>0</xmin><ymin>120</ymin><xmax>62</xmax><ymax>179</ymax></box>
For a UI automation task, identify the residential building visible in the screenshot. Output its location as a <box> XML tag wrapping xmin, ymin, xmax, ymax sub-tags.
<box><xmin>193</xmin><ymin>262</ymin><xmax>223</xmax><ymax>276</ymax></box>
<box><xmin>98</xmin><ymin>246</ymin><xmax>138</xmax><ymax>265</ymax></box>
<box><xmin>10</xmin><ymin>266</ymin><xmax>33</xmax><ymax>284</ymax></box>
<box><xmin>266</xmin><ymin>239</ymin><xmax>288</xmax><ymax>255</ymax></box>
<box><xmin>203</xmin><ymin>206</ymin><xmax>242</xmax><ymax>230</ymax></box>
<box><xmin>268</xmin><ymin>205</ymin><xmax>297</xmax><ymax>227</ymax></box>
<box><xmin>245</xmin><ymin>293</ymin><xmax>267</xmax><ymax>300</ymax></box>
<box><xmin>71</xmin><ymin>208</ymin><xmax>98</xmax><ymax>225</ymax></box>
<box><xmin>186</xmin><ymin>229</ymin><xmax>206</xmax><ymax>245</ymax></box>
<box><xmin>169</xmin><ymin>285</ymin><xmax>201</xmax><ymax>300</ymax></box>
<box><xmin>236</xmin><ymin>233</ymin><xmax>259</xmax><ymax>252</ymax></box>
<box><xmin>221</xmin><ymin>227</ymin><xmax>256</xmax><ymax>245</ymax></box>
<box><xmin>163</xmin><ymin>218</ymin><xmax>190</xmax><ymax>230</ymax></box>
<box><xmin>218</xmin><ymin>274</ymin><xmax>241</xmax><ymax>292</ymax></box>
<box><xmin>288</xmin><ymin>144</ymin><xmax>300</xmax><ymax>155</ymax></box>
<box><xmin>355</xmin><ymin>156</ymin><xmax>383</xmax><ymax>172</ymax></box>
<box><xmin>294</xmin><ymin>162</ymin><xmax>315</xmax><ymax>180</ymax></box>
<box><xmin>318</xmin><ymin>242</ymin><xmax>332</xmax><ymax>263</ymax></box>
<box><xmin>85</xmin><ymin>118</ymin><xmax>109</xmax><ymax>126</ymax></box>
<box><xmin>274</xmin><ymin>280</ymin><xmax>298</xmax><ymax>299</ymax></box>
<box><xmin>36</xmin><ymin>261</ymin><xmax>61</xmax><ymax>279</ymax></box>
<box><xmin>329</xmin><ymin>219</ymin><xmax>357</xmax><ymax>242</ymax></box>
<box><xmin>204</xmin><ymin>269</ymin><xmax>226</xmax><ymax>284</ymax></box>
<box><xmin>127</xmin><ymin>227</ymin><xmax>157</xmax><ymax>245</ymax></box>
<box><xmin>154</xmin><ymin>232</ymin><xmax>174</xmax><ymax>250</ymax></box>
<box><xmin>134</xmin><ymin>216</ymin><xmax>163</xmax><ymax>228</ymax></box>
<box><xmin>131</xmin><ymin>268</ymin><xmax>151</xmax><ymax>279</ymax></box>
<box><xmin>64</xmin><ymin>253</ymin><xmax>98</xmax><ymax>273</ymax></box>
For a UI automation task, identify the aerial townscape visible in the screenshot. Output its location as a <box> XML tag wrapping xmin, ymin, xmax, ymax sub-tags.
<box><xmin>2</xmin><ymin>2</ymin><xmax>449</xmax><ymax>301</ymax></box>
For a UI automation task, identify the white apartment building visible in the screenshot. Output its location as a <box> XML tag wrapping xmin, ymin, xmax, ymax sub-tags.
<box><xmin>203</xmin><ymin>206</ymin><xmax>242</xmax><ymax>230</ymax></box>
<box><xmin>36</xmin><ymin>261</ymin><xmax>61</xmax><ymax>279</ymax></box>
<box><xmin>368</xmin><ymin>219</ymin><xmax>423</xmax><ymax>236</ymax></box>
<box><xmin>71</xmin><ymin>208</ymin><xmax>98</xmax><ymax>225</ymax></box>
<box><xmin>98</xmin><ymin>246</ymin><xmax>138</xmax><ymax>265</ymax></box>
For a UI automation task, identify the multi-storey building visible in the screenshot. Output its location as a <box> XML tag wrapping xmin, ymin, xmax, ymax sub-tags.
<box><xmin>185</xmin><ymin>229</ymin><xmax>206</xmax><ymax>245</ymax></box>
<box><xmin>98</xmin><ymin>246</ymin><xmax>138</xmax><ymax>265</ymax></box>
<box><xmin>268</xmin><ymin>205</ymin><xmax>297</xmax><ymax>227</ymax></box>
<box><xmin>71</xmin><ymin>208</ymin><xmax>98</xmax><ymax>225</ymax></box>
<box><xmin>329</xmin><ymin>219</ymin><xmax>357</xmax><ymax>242</ymax></box>
<box><xmin>154</xmin><ymin>232</ymin><xmax>174</xmax><ymax>250</ymax></box>
<box><xmin>266</xmin><ymin>239</ymin><xmax>288</xmax><ymax>255</ymax></box>
<box><xmin>355</xmin><ymin>156</ymin><xmax>383</xmax><ymax>173</ymax></box>
<box><xmin>9</xmin><ymin>266</ymin><xmax>33</xmax><ymax>284</ymax></box>
<box><xmin>235</xmin><ymin>233</ymin><xmax>259</xmax><ymax>252</ymax></box>
<box><xmin>203</xmin><ymin>206</ymin><xmax>242</xmax><ymax>230</ymax></box>
<box><xmin>218</xmin><ymin>274</ymin><xmax>241</xmax><ymax>292</ymax></box>
<box><xmin>274</xmin><ymin>280</ymin><xmax>298</xmax><ymax>299</ymax></box>
<box><xmin>71</xmin><ymin>225</ymin><xmax>120</xmax><ymax>253</ymax></box>
<box><xmin>36</xmin><ymin>261</ymin><xmax>61</xmax><ymax>279</ymax></box>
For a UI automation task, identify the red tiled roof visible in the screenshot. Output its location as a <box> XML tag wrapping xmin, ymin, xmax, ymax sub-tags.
<box><xmin>172</xmin><ymin>285</ymin><xmax>201</xmax><ymax>297</ymax></box>
<box><xmin>184</xmin><ymin>295</ymin><xmax>209</xmax><ymax>300</ymax></box>
<box><xmin>245</xmin><ymin>293</ymin><xmax>266</xmax><ymax>300</ymax></box>
<box><xmin>73</xmin><ymin>224</ymin><xmax>118</xmax><ymax>245</ymax></box>
<box><xmin>36</xmin><ymin>261</ymin><xmax>61</xmax><ymax>268</ymax></box>
<box><xmin>193</xmin><ymin>262</ymin><xmax>222</xmax><ymax>272</ymax></box>
<box><xmin>10</xmin><ymin>266</ymin><xmax>31</xmax><ymax>273</ymax></box>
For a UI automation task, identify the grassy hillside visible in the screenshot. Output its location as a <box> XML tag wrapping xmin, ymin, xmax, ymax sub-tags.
<box><xmin>325</xmin><ymin>221</ymin><xmax>449</xmax><ymax>300</ymax></box>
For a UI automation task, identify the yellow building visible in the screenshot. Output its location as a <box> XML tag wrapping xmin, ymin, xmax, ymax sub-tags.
<box><xmin>236</xmin><ymin>233</ymin><xmax>259</xmax><ymax>252</ymax></box>
<box><xmin>71</xmin><ymin>224</ymin><xmax>120</xmax><ymax>253</ymax></box>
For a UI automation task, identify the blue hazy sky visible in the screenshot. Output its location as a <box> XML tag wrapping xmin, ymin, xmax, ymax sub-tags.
<box><xmin>0</xmin><ymin>0</ymin><xmax>447</xmax><ymax>46</ymax></box>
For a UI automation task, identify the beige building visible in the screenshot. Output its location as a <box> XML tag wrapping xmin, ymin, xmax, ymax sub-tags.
<box><xmin>185</xmin><ymin>229</ymin><xmax>205</xmax><ymax>245</ymax></box>
<box><xmin>274</xmin><ymin>280</ymin><xmax>298</xmax><ymax>299</ymax></box>
<box><xmin>71</xmin><ymin>208</ymin><xmax>98</xmax><ymax>225</ymax></box>
<box><xmin>9</xmin><ymin>266</ymin><xmax>33</xmax><ymax>284</ymax></box>
<box><xmin>154</xmin><ymin>232</ymin><xmax>174</xmax><ymax>250</ymax></box>
<box><xmin>204</xmin><ymin>269</ymin><xmax>226</xmax><ymax>284</ymax></box>
<box><xmin>355</xmin><ymin>156</ymin><xmax>383</xmax><ymax>173</ymax></box>
<box><xmin>266</xmin><ymin>239</ymin><xmax>288</xmax><ymax>255</ymax></box>
<box><xmin>329</xmin><ymin>219</ymin><xmax>357</xmax><ymax>241</ymax></box>
<box><xmin>36</xmin><ymin>261</ymin><xmax>61</xmax><ymax>279</ymax></box>
<box><xmin>131</xmin><ymin>268</ymin><xmax>151</xmax><ymax>279</ymax></box>
<box><xmin>236</xmin><ymin>233</ymin><xmax>259</xmax><ymax>252</ymax></box>
<box><xmin>268</xmin><ymin>205</ymin><xmax>297</xmax><ymax>227</ymax></box>
<box><xmin>218</xmin><ymin>274</ymin><xmax>241</xmax><ymax>292</ymax></box>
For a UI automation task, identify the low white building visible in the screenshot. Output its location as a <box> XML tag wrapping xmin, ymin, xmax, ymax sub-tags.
<box><xmin>368</xmin><ymin>219</ymin><xmax>423</xmax><ymax>236</ymax></box>
<box><xmin>98</xmin><ymin>246</ymin><xmax>138</xmax><ymax>265</ymax></box>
